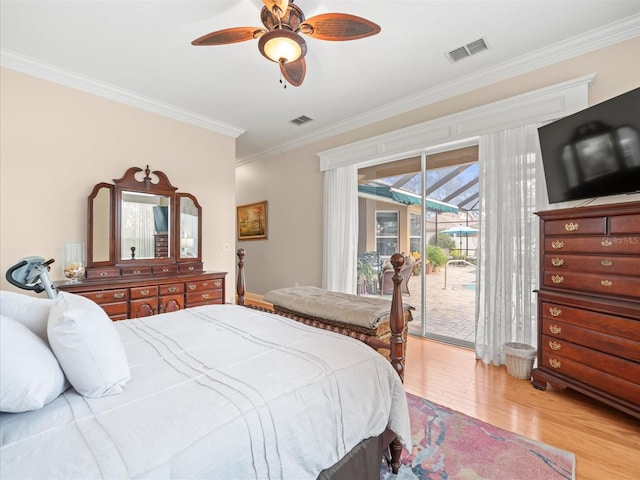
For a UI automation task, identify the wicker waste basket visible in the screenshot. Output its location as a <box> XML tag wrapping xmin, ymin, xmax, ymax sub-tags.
<box><xmin>503</xmin><ymin>342</ymin><xmax>537</xmax><ymax>379</ymax></box>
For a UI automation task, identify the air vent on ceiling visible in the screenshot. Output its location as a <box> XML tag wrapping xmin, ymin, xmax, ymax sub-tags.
<box><xmin>446</xmin><ymin>38</ymin><xmax>488</xmax><ymax>63</ymax></box>
<box><xmin>290</xmin><ymin>115</ymin><xmax>314</xmax><ymax>126</ymax></box>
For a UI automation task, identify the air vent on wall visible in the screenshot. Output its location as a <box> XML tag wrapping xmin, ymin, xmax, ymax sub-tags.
<box><xmin>446</xmin><ymin>38</ymin><xmax>488</xmax><ymax>63</ymax></box>
<box><xmin>290</xmin><ymin>115</ymin><xmax>314</xmax><ymax>126</ymax></box>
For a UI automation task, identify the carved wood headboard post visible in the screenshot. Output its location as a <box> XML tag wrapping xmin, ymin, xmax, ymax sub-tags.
<box><xmin>389</xmin><ymin>253</ymin><xmax>406</xmax><ymax>382</ymax></box>
<box><xmin>236</xmin><ymin>249</ymin><xmax>246</xmax><ymax>306</ymax></box>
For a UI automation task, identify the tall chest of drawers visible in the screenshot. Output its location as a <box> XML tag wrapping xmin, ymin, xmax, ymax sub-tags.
<box><xmin>532</xmin><ymin>201</ymin><xmax>640</xmax><ymax>418</ymax></box>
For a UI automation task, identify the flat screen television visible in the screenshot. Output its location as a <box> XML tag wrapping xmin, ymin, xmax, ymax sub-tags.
<box><xmin>538</xmin><ymin>87</ymin><xmax>640</xmax><ymax>204</ymax></box>
<box><xmin>152</xmin><ymin>206</ymin><xmax>169</xmax><ymax>233</ymax></box>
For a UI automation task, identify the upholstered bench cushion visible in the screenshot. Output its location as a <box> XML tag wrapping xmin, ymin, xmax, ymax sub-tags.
<box><xmin>264</xmin><ymin>286</ymin><xmax>413</xmax><ymax>330</ymax></box>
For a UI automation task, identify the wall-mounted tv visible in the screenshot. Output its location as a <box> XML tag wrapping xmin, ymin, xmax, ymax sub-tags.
<box><xmin>152</xmin><ymin>206</ymin><xmax>169</xmax><ymax>233</ymax></box>
<box><xmin>538</xmin><ymin>87</ymin><xmax>640</xmax><ymax>204</ymax></box>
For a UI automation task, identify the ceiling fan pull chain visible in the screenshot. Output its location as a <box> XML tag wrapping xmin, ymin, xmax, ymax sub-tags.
<box><xmin>279</xmin><ymin>70</ymin><xmax>287</xmax><ymax>89</ymax></box>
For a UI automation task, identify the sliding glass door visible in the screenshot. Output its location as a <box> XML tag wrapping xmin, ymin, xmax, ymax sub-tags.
<box><xmin>356</xmin><ymin>149</ymin><xmax>479</xmax><ymax>347</ymax></box>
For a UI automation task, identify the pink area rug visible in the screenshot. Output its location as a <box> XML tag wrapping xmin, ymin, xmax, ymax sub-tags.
<box><xmin>381</xmin><ymin>392</ymin><xmax>575</xmax><ymax>479</ymax></box>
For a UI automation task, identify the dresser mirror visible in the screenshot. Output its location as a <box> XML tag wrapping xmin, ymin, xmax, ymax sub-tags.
<box><xmin>178</xmin><ymin>194</ymin><xmax>202</xmax><ymax>260</ymax></box>
<box><xmin>120</xmin><ymin>191</ymin><xmax>171</xmax><ymax>260</ymax></box>
<box><xmin>86</xmin><ymin>166</ymin><xmax>202</xmax><ymax>273</ymax></box>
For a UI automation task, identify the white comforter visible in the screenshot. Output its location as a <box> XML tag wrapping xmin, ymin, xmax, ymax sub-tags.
<box><xmin>1</xmin><ymin>304</ymin><xmax>410</xmax><ymax>479</ymax></box>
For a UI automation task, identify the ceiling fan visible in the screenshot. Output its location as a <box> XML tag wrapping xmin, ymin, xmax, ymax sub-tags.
<box><xmin>191</xmin><ymin>0</ymin><xmax>381</xmax><ymax>87</ymax></box>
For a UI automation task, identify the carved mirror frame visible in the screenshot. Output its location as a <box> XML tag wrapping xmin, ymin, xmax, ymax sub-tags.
<box><xmin>87</xmin><ymin>166</ymin><xmax>202</xmax><ymax>273</ymax></box>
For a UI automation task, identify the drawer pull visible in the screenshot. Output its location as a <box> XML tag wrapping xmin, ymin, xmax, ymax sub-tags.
<box><xmin>551</xmin><ymin>257</ymin><xmax>564</xmax><ymax>267</ymax></box>
<box><xmin>133</xmin><ymin>270</ymin><xmax>141</xmax><ymax>275</ymax></box>
<box><xmin>96</xmin><ymin>293</ymin><xmax>104</xmax><ymax>299</ymax></box>
<box><xmin>549</xmin><ymin>324</ymin><xmax>562</xmax><ymax>335</ymax></box>
<box><xmin>551</xmin><ymin>241</ymin><xmax>564</xmax><ymax>249</ymax></box>
<box><xmin>201</xmin><ymin>293</ymin><xmax>210</xmax><ymax>299</ymax></box>
<box><xmin>114</xmin><ymin>293</ymin><xmax>125</xmax><ymax>299</ymax></box>
<box><xmin>549</xmin><ymin>358</ymin><xmax>562</xmax><ymax>369</ymax></box>
<box><xmin>214</xmin><ymin>281</ymin><xmax>222</xmax><ymax>287</ymax></box>
<box><xmin>600</xmin><ymin>279</ymin><xmax>612</xmax><ymax>287</ymax></box>
<box><xmin>162</xmin><ymin>268</ymin><xmax>169</xmax><ymax>273</ymax></box>
<box><xmin>549</xmin><ymin>307</ymin><xmax>562</xmax><ymax>317</ymax></box>
<box><xmin>600</xmin><ymin>259</ymin><xmax>613</xmax><ymax>267</ymax></box>
<box><xmin>549</xmin><ymin>341</ymin><xmax>561</xmax><ymax>351</ymax></box>
<box><xmin>188</xmin><ymin>284</ymin><xmax>196</xmax><ymax>290</ymax></box>
<box><xmin>601</xmin><ymin>238</ymin><xmax>613</xmax><ymax>247</ymax></box>
<box><xmin>168</xmin><ymin>287</ymin><xmax>177</xmax><ymax>293</ymax></box>
<box><xmin>100</xmin><ymin>271</ymin><xmax>108</xmax><ymax>277</ymax></box>
<box><xmin>551</xmin><ymin>275</ymin><xmax>564</xmax><ymax>284</ymax></box>
<box><xmin>188</xmin><ymin>266</ymin><xmax>195</xmax><ymax>271</ymax></box>
<box><xmin>141</xmin><ymin>289</ymin><xmax>150</xmax><ymax>296</ymax></box>
<box><xmin>564</xmin><ymin>222</ymin><xmax>579</xmax><ymax>232</ymax></box>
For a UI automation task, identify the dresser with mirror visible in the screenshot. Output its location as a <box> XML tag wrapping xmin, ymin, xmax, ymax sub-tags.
<box><xmin>57</xmin><ymin>166</ymin><xmax>227</xmax><ymax>320</ymax></box>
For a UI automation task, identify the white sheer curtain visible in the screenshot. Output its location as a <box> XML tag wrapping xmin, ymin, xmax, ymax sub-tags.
<box><xmin>323</xmin><ymin>165</ymin><xmax>358</xmax><ymax>293</ymax></box>
<box><xmin>121</xmin><ymin>202</ymin><xmax>155</xmax><ymax>259</ymax></box>
<box><xmin>475</xmin><ymin>124</ymin><xmax>549</xmax><ymax>365</ymax></box>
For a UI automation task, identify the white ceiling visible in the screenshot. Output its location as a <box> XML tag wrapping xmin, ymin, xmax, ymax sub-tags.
<box><xmin>1</xmin><ymin>1</ymin><xmax>639</xmax><ymax>163</ymax></box>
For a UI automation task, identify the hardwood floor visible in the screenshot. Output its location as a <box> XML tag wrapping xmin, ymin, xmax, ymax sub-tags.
<box><xmin>403</xmin><ymin>335</ymin><xmax>640</xmax><ymax>480</ymax></box>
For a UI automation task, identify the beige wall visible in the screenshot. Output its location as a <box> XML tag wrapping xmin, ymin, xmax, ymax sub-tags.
<box><xmin>235</xmin><ymin>146</ymin><xmax>324</xmax><ymax>293</ymax></box>
<box><xmin>236</xmin><ymin>37</ymin><xmax>640</xmax><ymax>295</ymax></box>
<box><xmin>0</xmin><ymin>68</ymin><xmax>238</xmax><ymax>302</ymax></box>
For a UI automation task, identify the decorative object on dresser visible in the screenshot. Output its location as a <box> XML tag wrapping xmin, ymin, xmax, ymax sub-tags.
<box><xmin>61</xmin><ymin>242</ymin><xmax>86</xmax><ymax>283</ymax></box>
<box><xmin>532</xmin><ymin>201</ymin><xmax>640</xmax><ymax>418</ymax></box>
<box><xmin>56</xmin><ymin>166</ymin><xmax>227</xmax><ymax>319</ymax></box>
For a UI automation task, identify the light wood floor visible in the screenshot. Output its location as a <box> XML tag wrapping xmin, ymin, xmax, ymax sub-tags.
<box><xmin>403</xmin><ymin>336</ymin><xmax>640</xmax><ymax>480</ymax></box>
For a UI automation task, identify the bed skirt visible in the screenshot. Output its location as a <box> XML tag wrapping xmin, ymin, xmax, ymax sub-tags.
<box><xmin>318</xmin><ymin>427</ymin><xmax>397</xmax><ymax>480</ymax></box>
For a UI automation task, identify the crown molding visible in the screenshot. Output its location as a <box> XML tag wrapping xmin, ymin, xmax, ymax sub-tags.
<box><xmin>237</xmin><ymin>14</ymin><xmax>639</xmax><ymax>165</ymax></box>
<box><xmin>318</xmin><ymin>74</ymin><xmax>595</xmax><ymax>171</ymax></box>
<box><xmin>0</xmin><ymin>48</ymin><xmax>245</xmax><ymax>139</ymax></box>
<box><xmin>1</xmin><ymin>12</ymin><xmax>637</xmax><ymax>163</ymax></box>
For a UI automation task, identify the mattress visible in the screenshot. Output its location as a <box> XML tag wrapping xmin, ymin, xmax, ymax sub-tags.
<box><xmin>0</xmin><ymin>304</ymin><xmax>410</xmax><ymax>479</ymax></box>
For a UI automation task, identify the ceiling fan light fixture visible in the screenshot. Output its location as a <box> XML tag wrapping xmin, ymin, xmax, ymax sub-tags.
<box><xmin>258</xmin><ymin>29</ymin><xmax>307</xmax><ymax>64</ymax></box>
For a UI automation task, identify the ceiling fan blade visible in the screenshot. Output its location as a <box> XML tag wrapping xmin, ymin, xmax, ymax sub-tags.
<box><xmin>280</xmin><ymin>58</ymin><xmax>306</xmax><ymax>87</ymax></box>
<box><xmin>299</xmin><ymin>13</ymin><xmax>380</xmax><ymax>41</ymax></box>
<box><xmin>191</xmin><ymin>27</ymin><xmax>265</xmax><ymax>46</ymax></box>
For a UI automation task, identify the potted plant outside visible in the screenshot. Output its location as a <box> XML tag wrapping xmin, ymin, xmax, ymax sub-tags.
<box><xmin>426</xmin><ymin>245</ymin><xmax>447</xmax><ymax>272</ymax></box>
<box><xmin>357</xmin><ymin>259</ymin><xmax>376</xmax><ymax>294</ymax></box>
<box><xmin>425</xmin><ymin>258</ymin><xmax>433</xmax><ymax>274</ymax></box>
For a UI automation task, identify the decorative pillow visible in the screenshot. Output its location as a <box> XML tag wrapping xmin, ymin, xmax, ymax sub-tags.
<box><xmin>47</xmin><ymin>292</ymin><xmax>131</xmax><ymax>398</ymax></box>
<box><xmin>0</xmin><ymin>314</ymin><xmax>68</xmax><ymax>413</ymax></box>
<box><xmin>0</xmin><ymin>290</ymin><xmax>54</xmax><ymax>343</ymax></box>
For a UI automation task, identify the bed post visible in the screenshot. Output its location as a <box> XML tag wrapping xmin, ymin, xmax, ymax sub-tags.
<box><xmin>236</xmin><ymin>248</ymin><xmax>245</xmax><ymax>306</ymax></box>
<box><xmin>389</xmin><ymin>253</ymin><xmax>405</xmax><ymax>382</ymax></box>
<box><xmin>388</xmin><ymin>253</ymin><xmax>405</xmax><ymax>474</ymax></box>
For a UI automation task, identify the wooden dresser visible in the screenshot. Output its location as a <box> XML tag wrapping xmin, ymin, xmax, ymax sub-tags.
<box><xmin>57</xmin><ymin>271</ymin><xmax>227</xmax><ymax>321</ymax></box>
<box><xmin>532</xmin><ymin>201</ymin><xmax>640</xmax><ymax>418</ymax></box>
<box><xmin>62</xmin><ymin>166</ymin><xmax>228</xmax><ymax>322</ymax></box>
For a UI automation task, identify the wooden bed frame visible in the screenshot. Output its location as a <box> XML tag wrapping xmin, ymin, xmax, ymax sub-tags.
<box><xmin>235</xmin><ymin>249</ymin><xmax>407</xmax><ymax>475</ymax></box>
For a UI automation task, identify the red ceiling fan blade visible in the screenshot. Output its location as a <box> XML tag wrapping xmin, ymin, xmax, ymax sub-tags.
<box><xmin>280</xmin><ymin>58</ymin><xmax>306</xmax><ymax>87</ymax></box>
<box><xmin>299</xmin><ymin>13</ymin><xmax>380</xmax><ymax>41</ymax></box>
<box><xmin>191</xmin><ymin>27</ymin><xmax>265</xmax><ymax>46</ymax></box>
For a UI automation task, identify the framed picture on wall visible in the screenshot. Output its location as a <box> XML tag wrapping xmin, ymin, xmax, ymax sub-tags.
<box><xmin>237</xmin><ymin>201</ymin><xmax>268</xmax><ymax>240</ymax></box>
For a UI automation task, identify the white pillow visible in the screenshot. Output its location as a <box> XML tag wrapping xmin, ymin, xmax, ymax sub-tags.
<box><xmin>48</xmin><ymin>292</ymin><xmax>131</xmax><ymax>397</ymax></box>
<box><xmin>0</xmin><ymin>290</ymin><xmax>54</xmax><ymax>342</ymax></box>
<box><xmin>0</xmin><ymin>314</ymin><xmax>68</xmax><ymax>413</ymax></box>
